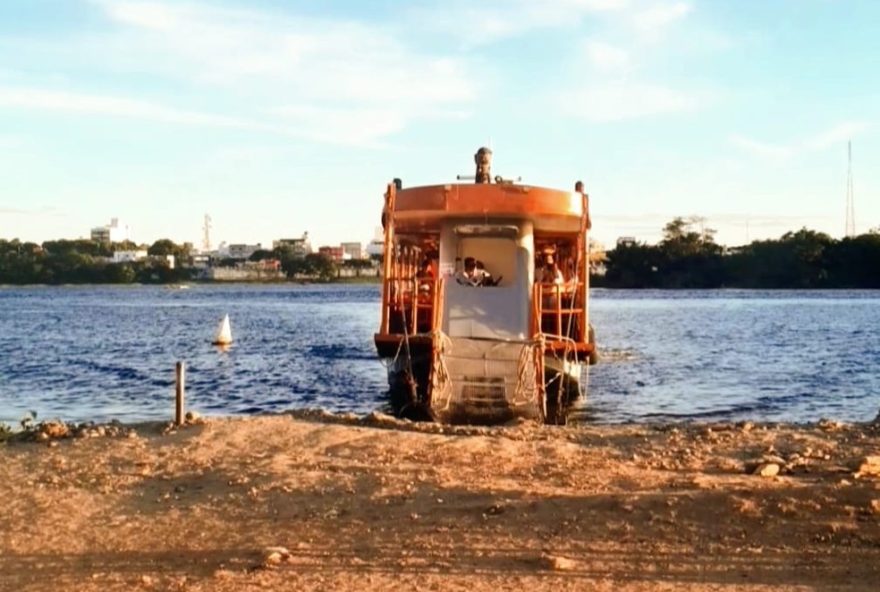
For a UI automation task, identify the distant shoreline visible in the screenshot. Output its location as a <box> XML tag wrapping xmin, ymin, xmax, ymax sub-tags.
<box><xmin>4</xmin><ymin>281</ymin><xmax>880</xmax><ymax>289</ymax></box>
<box><xmin>0</xmin><ymin>276</ymin><xmax>383</xmax><ymax>288</ymax></box>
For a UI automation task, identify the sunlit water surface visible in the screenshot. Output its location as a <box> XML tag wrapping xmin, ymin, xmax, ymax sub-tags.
<box><xmin>0</xmin><ymin>285</ymin><xmax>877</xmax><ymax>424</ymax></box>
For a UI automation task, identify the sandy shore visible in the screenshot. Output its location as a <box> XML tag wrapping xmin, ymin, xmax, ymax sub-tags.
<box><xmin>1</xmin><ymin>411</ymin><xmax>879</xmax><ymax>591</ymax></box>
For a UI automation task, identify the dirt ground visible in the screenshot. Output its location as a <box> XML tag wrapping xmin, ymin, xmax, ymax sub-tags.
<box><xmin>1</xmin><ymin>411</ymin><xmax>879</xmax><ymax>591</ymax></box>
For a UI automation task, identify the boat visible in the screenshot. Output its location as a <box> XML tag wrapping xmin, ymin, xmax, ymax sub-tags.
<box><xmin>374</xmin><ymin>147</ymin><xmax>597</xmax><ymax>425</ymax></box>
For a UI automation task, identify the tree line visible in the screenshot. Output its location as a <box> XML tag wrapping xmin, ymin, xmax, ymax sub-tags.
<box><xmin>595</xmin><ymin>217</ymin><xmax>880</xmax><ymax>289</ymax></box>
<box><xmin>4</xmin><ymin>221</ymin><xmax>879</xmax><ymax>287</ymax></box>
<box><xmin>0</xmin><ymin>239</ymin><xmax>193</xmax><ymax>284</ymax></box>
<box><xmin>0</xmin><ymin>238</ymin><xmax>378</xmax><ymax>284</ymax></box>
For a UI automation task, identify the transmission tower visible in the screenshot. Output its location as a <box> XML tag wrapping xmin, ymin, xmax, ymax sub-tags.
<box><xmin>202</xmin><ymin>214</ymin><xmax>213</xmax><ymax>252</ymax></box>
<box><xmin>845</xmin><ymin>141</ymin><xmax>855</xmax><ymax>237</ymax></box>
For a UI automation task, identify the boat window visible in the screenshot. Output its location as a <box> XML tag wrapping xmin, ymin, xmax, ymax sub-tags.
<box><xmin>453</xmin><ymin>224</ymin><xmax>519</xmax><ymax>238</ymax></box>
<box><xmin>456</xmin><ymin>236</ymin><xmax>521</xmax><ymax>288</ymax></box>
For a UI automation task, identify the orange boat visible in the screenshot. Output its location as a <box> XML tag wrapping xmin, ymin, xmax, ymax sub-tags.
<box><xmin>374</xmin><ymin>148</ymin><xmax>597</xmax><ymax>424</ymax></box>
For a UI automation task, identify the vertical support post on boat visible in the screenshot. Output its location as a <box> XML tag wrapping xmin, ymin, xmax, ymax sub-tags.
<box><xmin>580</xmin><ymin>190</ymin><xmax>590</xmax><ymax>343</ymax></box>
<box><xmin>556</xmin><ymin>284</ymin><xmax>563</xmax><ymax>336</ymax></box>
<box><xmin>433</xmin><ymin>278</ymin><xmax>444</xmax><ymax>331</ymax></box>
<box><xmin>532</xmin><ymin>282</ymin><xmax>540</xmax><ymax>336</ymax></box>
<box><xmin>175</xmin><ymin>361</ymin><xmax>186</xmax><ymax>426</ymax></box>
<box><xmin>380</xmin><ymin>182</ymin><xmax>397</xmax><ymax>334</ymax></box>
<box><xmin>535</xmin><ymin>335</ymin><xmax>546</xmax><ymax>420</ymax></box>
<box><xmin>411</xmin><ymin>277</ymin><xmax>419</xmax><ymax>334</ymax></box>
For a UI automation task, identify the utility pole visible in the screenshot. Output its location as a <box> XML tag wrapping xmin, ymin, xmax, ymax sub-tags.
<box><xmin>845</xmin><ymin>141</ymin><xmax>855</xmax><ymax>237</ymax></box>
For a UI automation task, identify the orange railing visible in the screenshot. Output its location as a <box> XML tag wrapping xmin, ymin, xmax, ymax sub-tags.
<box><xmin>381</xmin><ymin>273</ymin><xmax>439</xmax><ymax>336</ymax></box>
<box><xmin>532</xmin><ymin>281</ymin><xmax>586</xmax><ymax>342</ymax></box>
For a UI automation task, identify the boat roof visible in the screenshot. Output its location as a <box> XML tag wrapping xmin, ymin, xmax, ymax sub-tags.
<box><xmin>392</xmin><ymin>182</ymin><xmax>590</xmax><ymax>235</ymax></box>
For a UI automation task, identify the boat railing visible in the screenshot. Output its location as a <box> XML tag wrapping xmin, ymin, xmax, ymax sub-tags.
<box><xmin>383</xmin><ymin>273</ymin><xmax>438</xmax><ymax>335</ymax></box>
<box><xmin>532</xmin><ymin>280</ymin><xmax>586</xmax><ymax>342</ymax></box>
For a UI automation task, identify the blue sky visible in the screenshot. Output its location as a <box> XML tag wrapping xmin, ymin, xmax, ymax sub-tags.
<box><xmin>1</xmin><ymin>0</ymin><xmax>878</xmax><ymax>249</ymax></box>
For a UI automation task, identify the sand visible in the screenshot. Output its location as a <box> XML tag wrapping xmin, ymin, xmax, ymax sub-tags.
<box><xmin>1</xmin><ymin>411</ymin><xmax>879</xmax><ymax>591</ymax></box>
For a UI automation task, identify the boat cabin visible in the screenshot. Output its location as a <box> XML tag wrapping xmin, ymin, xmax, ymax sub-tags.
<box><xmin>377</xmin><ymin>183</ymin><xmax>591</xmax><ymax>348</ymax></box>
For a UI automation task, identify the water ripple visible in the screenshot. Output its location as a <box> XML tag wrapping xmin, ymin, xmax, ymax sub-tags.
<box><xmin>1</xmin><ymin>285</ymin><xmax>878</xmax><ymax>424</ymax></box>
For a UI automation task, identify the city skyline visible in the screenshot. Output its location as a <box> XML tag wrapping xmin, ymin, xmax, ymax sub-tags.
<box><xmin>1</xmin><ymin>1</ymin><xmax>878</xmax><ymax>249</ymax></box>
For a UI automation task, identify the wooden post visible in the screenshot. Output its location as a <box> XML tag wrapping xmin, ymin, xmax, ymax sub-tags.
<box><xmin>175</xmin><ymin>361</ymin><xmax>186</xmax><ymax>425</ymax></box>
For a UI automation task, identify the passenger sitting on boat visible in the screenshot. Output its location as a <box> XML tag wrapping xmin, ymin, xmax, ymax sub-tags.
<box><xmin>540</xmin><ymin>254</ymin><xmax>564</xmax><ymax>285</ymax></box>
<box><xmin>474</xmin><ymin>260</ymin><xmax>500</xmax><ymax>286</ymax></box>
<box><xmin>456</xmin><ymin>257</ymin><xmax>479</xmax><ymax>286</ymax></box>
<box><xmin>418</xmin><ymin>256</ymin><xmax>435</xmax><ymax>293</ymax></box>
<box><xmin>418</xmin><ymin>257</ymin><xmax>435</xmax><ymax>279</ymax></box>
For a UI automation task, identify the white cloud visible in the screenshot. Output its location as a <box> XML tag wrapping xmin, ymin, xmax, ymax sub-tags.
<box><xmin>0</xmin><ymin>134</ymin><xmax>26</xmax><ymax>150</ymax></box>
<box><xmin>70</xmin><ymin>1</ymin><xmax>479</xmax><ymax>145</ymax></box>
<box><xmin>271</xmin><ymin>104</ymin><xmax>468</xmax><ymax>148</ymax></box>
<box><xmin>0</xmin><ymin>86</ymin><xmax>461</xmax><ymax>147</ymax></box>
<box><xmin>633</xmin><ymin>2</ymin><xmax>691</xmax><ymax>37</ymax></box>
<box><xmin>560</xmin><ymin>81</ymin><xmax>700</xmax><ymax>122</ymax></box>
<box><xmin>729</xmin><ymin>134</ymin><xmax>793</xmax><ymax>160</ymax></box>
<box><xmin>731</xmin><ymin>121</ymin><xmax>871</xmax><ymax>159</ymax></box>
<box><xmin>584</xmin><ymin>41</ymin><xmax>630</xmax><ymax>71</ymax></box>
<box><xmin>409</xmin><ymin>0</ymin><xmax>627</xmax><ymax>46</ymax></box>
<box><xmin>98</xmin><ymin>0</ymin><xmax>177</xmax><ymax>30</ymax></box>
<box><xmin>0</xmin><ymin>87</ymin><xmax>265</xmax><ymax>130</ymax></box>
<box><xmin>95</xmin><ymin>1</ymin><xmax>475</xmax><ymax>103</ymax></box>
<box><xmin>804</xmin><ymin>121</ymin><xmax>870</xmax><ymax>150</ymax></box>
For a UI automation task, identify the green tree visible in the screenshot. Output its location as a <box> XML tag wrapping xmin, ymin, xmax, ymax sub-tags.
<box><xmin>603</xmin><ymin>241</ymin><xmax>663</xmax><ymax>288</ymax></box>
<box><xmin>825</xmin><ymin>233</ymin><xmax>880</xmax><ymax>288</ymax></box>
<box><xmin>248</xmin><ymin>249</ymin><xmax>275</xmax><ymax>262</ymax></box>
<box><xmin>148</xmin><ymin>239</ymin><xmax>191</xmax><ymax>266</ymax></box>
<box><xmin>656</xmin><ymin>217</ymin><xmax>724</xmax><ymax>288</ymax></box>
<box><xmin>147</xmin><ymin>239</ymin><xmax>179</xmax><ymax>257</ymax></box>
<box><xmin>105</xmin><ymin>263</ymin><xmax>137</xmax><ymax>283</ymax></box>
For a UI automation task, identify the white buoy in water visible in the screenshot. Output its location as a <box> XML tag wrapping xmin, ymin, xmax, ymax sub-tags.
<box><xmin>212</xmin><ymin>314</ymin><xmax>233</xmax><ymax>345</ymax></box>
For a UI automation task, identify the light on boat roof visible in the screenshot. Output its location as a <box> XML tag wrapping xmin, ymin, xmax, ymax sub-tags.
<box><xmin>453</xmin><ymin>224</ymin><xmax>519</xmax><ymax>237</ymax></box>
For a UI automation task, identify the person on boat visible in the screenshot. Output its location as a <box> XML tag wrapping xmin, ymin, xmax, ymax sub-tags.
<box><xmin>417</xmin><ymin>254</ymin><xmax>436</xmax><ymax>294</ymax></box>
<box><xmin>456</xmin><ymin>257</ymin><xmax>481</xmax><ymax>286</ymax></box>
<box><xmin>418</xmin><ymin>255</ymin><xmax>436</xmax><ymax>279</ymax></box>
<box><xmin>474</xmin><ymin>147</ymin><xmax>492</xmax><ymax>184</ymax></box>
<box><xmin>474</xmin><ymin>260</ymin><xmax>499</xmax><ymax>286</ymax></box>
<box><xmin>540</xmin><ymin>254</ymin><xmax>564</xmax><ymax>285</ymax></box>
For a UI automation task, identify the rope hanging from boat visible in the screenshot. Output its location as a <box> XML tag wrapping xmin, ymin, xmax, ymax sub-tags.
<box><xmin>429</xmin><ymin>330</ymin><xmax>454</xmax><ymax>411</ymax></box>
<box><xmin>399</xmin><ymin>305</ymin><xmax>418</xmax><ymax>410</ymax></box>
<box><xmin>512</xmin><ymin>340</ymin><xmax>539</xmax><ymax>407</ymax></box>
<box><xmin>539</xmin><ymin>332</ymin><xmax>578</xmax><ymax>424</ymax></box>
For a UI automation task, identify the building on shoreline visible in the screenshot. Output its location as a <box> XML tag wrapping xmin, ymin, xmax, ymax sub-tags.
<box><xmin>112</xmin><ymin>250</ymin><xmax>148</xmax><ymax>263</ymax></box>
<box><xmin>91</xmin><ymin>218</ymin><xmax>130</xmax><ymax>243</ymax></box>
<box><xmin>363</xmin><ymin>226</ymin><xmax>384</xmax><ymax>259</ymax></box>
<box><xmin>318</xmin><ymin>245</ymin><xmax>345</xmax><ymax>262</ymax></box>
<box><xmin>273</xmin><ymin>233</ymin><xmax>312</xmax><ymax>258</ymax></box>
<box><xmin>227</xmin><ymin>243</ymin><xmax>263</xmax><ymax>260</ymax></box>
<box><xmin>201</xmin><ymin>259</ymin><xmax>284</xmax><ymax>281</ymax></box>
<box><xmin>340</xmin><ymin>242</ymin><xmax>363</xmax><ymax>260</ymax></box>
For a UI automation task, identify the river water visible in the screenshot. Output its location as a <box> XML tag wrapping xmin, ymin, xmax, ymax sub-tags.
<box><xmin>0</xmin><ymin>285</ymin><xmax>877</xmax><ymax>425</ymax></box>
